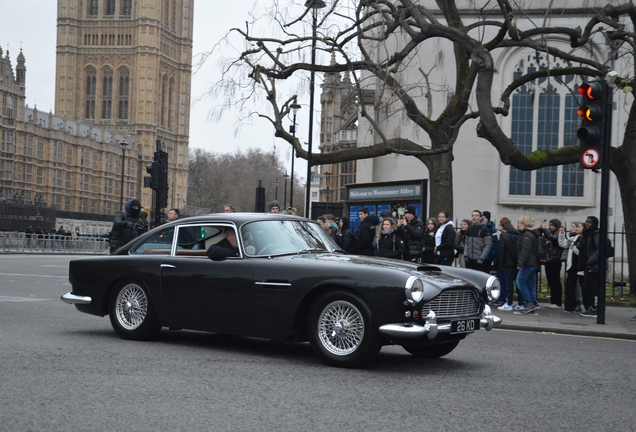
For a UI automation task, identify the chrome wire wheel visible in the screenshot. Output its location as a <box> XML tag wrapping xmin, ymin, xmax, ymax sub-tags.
<box><xmin>317</xmin><ymin>300</ymin><xmax>365</xmax><ymax>356</ymax></box>
<box><xmin>114</xmin><ymin>283</ymin><xmax>148</xmax><ymax>331</ymax></box>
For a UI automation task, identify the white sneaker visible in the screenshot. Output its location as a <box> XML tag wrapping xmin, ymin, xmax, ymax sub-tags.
<box><xmin>545</xmin><ymin>304</ymin><xmax>562</xmax><ymax>309</ymax></box>
<box><xmin>498</xmin><ymin>304</ymin><xmax>513</xmax><ymax>311</ymax></box>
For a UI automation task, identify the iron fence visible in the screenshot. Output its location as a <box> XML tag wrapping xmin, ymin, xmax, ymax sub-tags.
<box><xmin>0</xmin><ymin>232</ymin><xmax>109</xmax><ymax>254</ymax></box>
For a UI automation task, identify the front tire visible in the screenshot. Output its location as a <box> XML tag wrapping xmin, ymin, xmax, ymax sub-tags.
<box><xmin>402</xmin><ymin>340</ymin><xmax>460</xmax><ymax>358</ymax></box>
<box><xmin>308</xmin><ymin>291</ymin><xmax>381</xmax><ymax>368</ymax></box>
<box><xmin>109</xmin><ymin>281</ymin><xmax>161</xmax><ymax>341</ymax></box>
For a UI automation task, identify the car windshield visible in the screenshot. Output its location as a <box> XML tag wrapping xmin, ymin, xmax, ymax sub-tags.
<box><xmin>241</xmin><ymin>220</ymin><xmax>339</xmax><ymax>257</ymax></box>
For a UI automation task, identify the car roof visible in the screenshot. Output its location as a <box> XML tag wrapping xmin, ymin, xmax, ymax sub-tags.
<box><xmin>167</xmin><ymin>213</ymin><xmax>314</xmax><ymax>227</ymax></box>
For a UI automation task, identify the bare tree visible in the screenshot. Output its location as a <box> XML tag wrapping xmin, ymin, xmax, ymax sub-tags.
<box><xmin>210</xmin><ymin>1</ymin><xmax>636</xmax><ymax>293</ymax></box>
<box><xmin>188</xmin><ymin>148</ymin><xmax>303</xmax><ymax>213</ymax></box>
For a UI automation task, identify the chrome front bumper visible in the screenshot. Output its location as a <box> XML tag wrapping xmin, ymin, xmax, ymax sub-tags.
<box><xmin>61</xmin><ymin>292</ymin><xmax>92</xmax><ymax>305</ymax></box>
<box><xmin>378</xmin><ymin>305</ymin><xmax>502</xmax><ymax>340</ymax></box>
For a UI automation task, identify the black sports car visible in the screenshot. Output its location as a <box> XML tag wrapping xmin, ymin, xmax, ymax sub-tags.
<box><xmin>62</xmin><ymin>213</ymin><xmax>501</xmax><ymax>368</ymax></box>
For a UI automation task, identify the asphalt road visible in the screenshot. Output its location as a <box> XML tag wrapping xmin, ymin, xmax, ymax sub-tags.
<box><xmin>1</xmin><ymin>255</ymin><xmax>635</xmax><ymax>431</ymax></box>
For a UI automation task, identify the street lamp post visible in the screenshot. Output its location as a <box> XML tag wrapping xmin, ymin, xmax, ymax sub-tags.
<box><xmin>283</xmin><ymin>171</ymin><xmax>289</xmax><ymax>209</ymax></box>
<box><xmin>275</xmin><ymin>177</ymin><xmax>279</xmax><ymax>201</ymax></box>
<box><xmin>304</xmin><ymin>0</ymin><xmax>326</xmax><ymax>218</ymax></box>
<box><xmin>289</xmin><ymin>100</ymin><xmax>301</xmax><ymax>210</ymax></box>
<box><xmin>118</xmin><ymin>139</ymin><xmax>130</xmax><ymax>211</ymax></box>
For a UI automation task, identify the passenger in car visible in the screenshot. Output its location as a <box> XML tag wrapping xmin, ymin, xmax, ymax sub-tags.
<box><xmin>206</xmin><ymin>228</ymin><xmax>239</xmax><ymax>260</ymax></box>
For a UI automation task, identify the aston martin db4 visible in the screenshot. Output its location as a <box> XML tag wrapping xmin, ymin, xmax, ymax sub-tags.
<box><xmin>62</xmin><ymin>213</ymin><xmax>501</xmax><ymax>368</ymax></box>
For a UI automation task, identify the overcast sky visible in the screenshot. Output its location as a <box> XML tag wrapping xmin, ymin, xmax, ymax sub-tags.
<box><xmin>0</xmin><ymin>0</ymin><xmax>309</xmax><ymax>180</ymax></box>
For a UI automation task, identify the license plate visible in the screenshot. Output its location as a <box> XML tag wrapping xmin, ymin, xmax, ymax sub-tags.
<box><xmin>451</xmin><ymin>318</ymin><xmax>480</xmax><ymax>334</ymax></box>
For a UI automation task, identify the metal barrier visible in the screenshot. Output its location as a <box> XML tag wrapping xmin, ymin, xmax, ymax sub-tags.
<box><xmin>0</xmin><ymin>232</ymin><xmax>109</xmax><ymax>254</ymax></box>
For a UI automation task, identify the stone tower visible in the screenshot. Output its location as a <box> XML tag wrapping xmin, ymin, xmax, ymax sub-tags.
<box><xmin>54</xmin><ymin>0</ymin><xmax>193</xmax><ymax>209</ymax></box>
<box><xmin>318</xmin><ymin>53</ymin><xmax>358</xmax><ymax>203</ymax></box>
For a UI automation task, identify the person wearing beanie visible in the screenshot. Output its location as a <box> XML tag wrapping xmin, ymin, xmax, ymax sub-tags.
<box><xmin>269</xmin><ymin>200</ymin><xmax>281</xmax><ymax>213</ymax></box>
<box><xmin>379</xmin><ymin>209</ymin><xmax>392</xmax><ymax>221</ymax></box>
<box><xmin>397</xmin><ymin>205</ymin><xmax>424</xmax><ymax>262</ymax></box>
<box><xmin>109</xmin><ymin>199</ymin><xmax>145</xmax><ymax>254</ymax></box>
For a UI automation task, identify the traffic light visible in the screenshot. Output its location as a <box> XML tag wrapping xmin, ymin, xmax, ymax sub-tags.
<box><xmin>577</xmin><ymin>80</ymin><xmax>607</xmax><ymax>169</ymax></box>
<box><xmin>157</xmin><ymin>151</ymin><xmax>169</xmax><ymax>209</ymax></box>
<box><xmin>145</xmin><ymin>161</ymin><xmax>160</xmax><ymax>190</ymax></box>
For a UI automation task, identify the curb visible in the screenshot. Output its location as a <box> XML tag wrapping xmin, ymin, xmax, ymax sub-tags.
<box><xmin>497</xmin><ymin>324</ymin><xmax>636</xmax><ymax>341</ymax></box>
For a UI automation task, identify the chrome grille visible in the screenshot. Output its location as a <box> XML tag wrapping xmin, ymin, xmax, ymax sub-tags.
<box><xmin>421</xmin><ymin>289</ymin><xmax>481</xmax><ymax>318</ymax></box>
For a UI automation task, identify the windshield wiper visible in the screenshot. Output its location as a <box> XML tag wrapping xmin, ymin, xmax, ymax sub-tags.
<box><xmin>298</xmin><ymin>248</ymin><xmax>327</xmax><ymax>254</ymax></box>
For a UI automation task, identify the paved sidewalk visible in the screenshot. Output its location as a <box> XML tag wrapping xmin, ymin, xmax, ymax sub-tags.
<box><xmin>494</xmin><ymin>303</ymin><xmax>636</xmax><ymax>340</ymax></box>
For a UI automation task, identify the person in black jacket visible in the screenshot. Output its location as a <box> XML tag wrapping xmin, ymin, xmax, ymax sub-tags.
<box><xmin>109</xmin><ymin>199</ymin><xmax>145</xmax><ymax>254</ymax></box>
<box><xmin>398</xmin><ymin>205</ymin><xmax>424</xmax><ymax>262</ymax></box>
<box><xmin>579</xmin><ymin>216</ymin><xmax>600</xmax><ymax>317</ymax></box>
<box><xmin>434</xmin><ymin>211</ymin><xmax>456</xmax><ymax>266</ymax></box>
<box><xmin>354</xmin><ymin>207</ymin><xmax>378</xmax><ymax>256</ymax></box>
<box><xmin>421</xmin><ymin>217</ymin><xmax>439</xmax><ymax>264</ymax></box>
<box><xmin>336</xmin><ymin>216</ymin><xmax>355</xmax><ymax>253</ymax></box>
<box><xmin>496</xmin><ymin>220</ymin><xmax>520</xmax><ymax>311</ymax></box>
<box><xmin>515</xmin><ymin>216</ymin><xmax>540</xmax><ymax>314</ymax></box>
<box><xmin>375</xmin><ymin>217</ymin><xmax>404</xmax><ymax>259</ymax></box>
<box><xmin>539</xmin><ymin>218</ymin><xmax>564</xmax><ymax>309</ymax></box>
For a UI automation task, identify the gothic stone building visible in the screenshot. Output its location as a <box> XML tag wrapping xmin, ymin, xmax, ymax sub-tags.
<box><xmin>0</xmin><ymin>0</ymin><xmax>193</xmax><ymax>224</ymax></box>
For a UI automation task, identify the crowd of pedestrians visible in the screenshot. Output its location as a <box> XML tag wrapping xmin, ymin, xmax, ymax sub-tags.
<box><xmin>318</xmin><ymin>207</ymin><xmax>617</xmax><ymax>319</ymax></box>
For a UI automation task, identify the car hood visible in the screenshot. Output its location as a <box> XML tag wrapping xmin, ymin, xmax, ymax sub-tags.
<box><xmin>288</xmin><ymin>253</ymin><xmax>480</xmax><ymax>292</ymax></box>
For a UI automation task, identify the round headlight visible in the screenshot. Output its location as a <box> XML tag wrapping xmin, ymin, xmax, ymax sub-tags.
<box><xmin>405</xmin><ymin>276</ymin><xmax>424</xmax><ymax>304</ymax></box>
<box><xmin>486</xmin><ymin>276</ymin><xmax>501</xmax><ymax>301</ymax></box>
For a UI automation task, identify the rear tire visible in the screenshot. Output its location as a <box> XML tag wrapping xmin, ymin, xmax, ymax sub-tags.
<box><xmin>402</xmin><ymin>340</ymin><xmax>460</xmax><ymax>358</ymax></box>
<box><xmin>308</xmin><ymin>290</ymin><xmax>381</xmax><ymax>368</ymax></box>
<box><xmin>109</xmin><ymin>281</ymin><xmax>161</xmax><ymax>341</ymax></box>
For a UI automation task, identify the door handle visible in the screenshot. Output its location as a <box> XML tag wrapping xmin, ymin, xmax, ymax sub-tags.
<box><xmin>161</xmin><ymin>264</ymin><xmax>176</xmax><ymax>269</ymax></box>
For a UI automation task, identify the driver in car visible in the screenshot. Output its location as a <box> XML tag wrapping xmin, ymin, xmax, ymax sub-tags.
<box><xmin>206</xmin><ymin>228</ymin><xmax>240</xmax><ymax>260</ymax></box>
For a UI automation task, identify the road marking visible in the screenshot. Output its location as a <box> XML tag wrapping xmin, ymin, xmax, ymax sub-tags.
<box><xmin>0</xmin><ymin>296</ymin><xmax>49</xmax><ymax>302</ymax></box>
<box><xmin>0</xmin><ymin>273</ymin><xmax>67</xmax><ymax>278</ymax></box>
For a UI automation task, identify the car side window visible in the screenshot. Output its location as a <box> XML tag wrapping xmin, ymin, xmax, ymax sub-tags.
<box><xmin>175</xmin><ymin>225</ymin><xmax>226</xmax><ymax>257</ymax></box>
<box><xmin>130</xmin><ymin>227</ymin><xmax>174</xmax><ymax>255</ymax></box>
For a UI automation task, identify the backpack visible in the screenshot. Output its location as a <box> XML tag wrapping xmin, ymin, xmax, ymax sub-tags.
<box><xmin>506</xmin><ymin>232</ymin><xmax>520</xmax><ymax>260</ymax></box>
<box><xmin>533</xmin><ymin>230</ymin><xmax>550</xmax><ymax>264</ymax></box>
<box><xmin>488</xmin><ymin>229</ymin><xmax>499</xmax><ymax>262</ymax></box>
<box><xmin>350</xmin><ymin>227</ymin><xmax>360</xmax><ymax>250</ymax></box>
<box><xmin>592</xmin><ymin>233</ymin><xmax>615</xmax><ymax>259</ymax></box>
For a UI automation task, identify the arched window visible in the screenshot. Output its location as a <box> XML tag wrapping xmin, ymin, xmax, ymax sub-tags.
<box><xmin>118</xmin><ymin>68</ymin><xmax>130</xmax><ymax>120</ymax></box>
<box><xmin>168</xmin><ymin>77</ymin><xmax>175</xmax><ymax>129</ymax></box>
<box><xmin>105</xmin><ymin>0</ymin><xmax>115</xmax><ymax>15</ymax></box>
<box><xmin>89</xmin><ymin>0</ymin><xmax>99</xmax><ymax>16</ymax></box>
<box><xmin>161</xmin><ymin>75</ymin><xmax>167</xmax><ymax>127</ymax></box>
<box><xmin>102</xmin><ymin>68</ymin><xmax>113</xmax><ymax>119</ymax></box>
<box><xmin>85</xmin><ymin>68</ymin><xmax>97</xmax><ymax>119</ymax></box>
<box><xmin>121</xmin><ymin>0</ymin><xmax>132</xmax><ymax>15</ymax></box>
<box><xmin>506</xmin><ymin>55</ymin><xmax>585</xmax><ymax>200</ymax></box>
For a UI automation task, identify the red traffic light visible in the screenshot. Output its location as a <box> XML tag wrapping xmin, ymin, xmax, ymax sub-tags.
<box><xmin>578</xmin><ymin>82</ymin><xmax>604</xmax><ymax>100</ymax></box>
